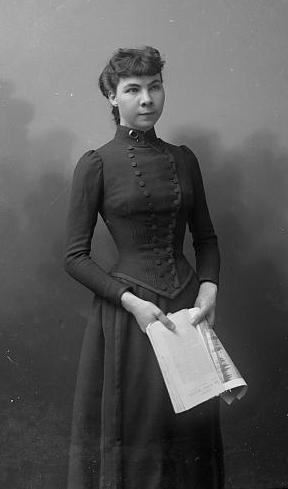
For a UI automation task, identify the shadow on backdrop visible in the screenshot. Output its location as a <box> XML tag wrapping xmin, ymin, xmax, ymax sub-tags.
<box><xmin>0</xmin><ymin>81</ymin><xmax>287</xmax><ymax>489</ymax></box>
<box><xmin>174</xmin><ymin>127</ymin><xmax>288</xmax><ymax>489</ymax></box>
<box><xmin>0</xmin><ymin>80</ymin><xmax>87</xmax><ymax>488</ymax></box>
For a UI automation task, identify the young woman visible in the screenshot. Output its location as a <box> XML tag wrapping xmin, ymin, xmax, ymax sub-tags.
<box><xmin>65</xmin><ymin>46</ymin><xmax>224</xmax><ymax>489</ymax></box>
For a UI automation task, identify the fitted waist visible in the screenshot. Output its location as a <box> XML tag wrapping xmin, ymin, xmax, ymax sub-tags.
<box><xmin>110</xmin><ymin>251</ymin><xmax>197</xmax><ymax>298</ymax></box>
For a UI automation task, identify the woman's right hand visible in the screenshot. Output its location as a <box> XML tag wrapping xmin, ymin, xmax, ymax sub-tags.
<box><xmin>121</xmin><ymin>291</ymin><xmax>175</xmax><ymax>333</ymax></box>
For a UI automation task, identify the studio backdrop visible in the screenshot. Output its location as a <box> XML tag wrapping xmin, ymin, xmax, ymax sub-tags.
<box><xmin>1</xmin><ymin>1</ymin><xmax>287</xmax><ymax>488</ymax></box>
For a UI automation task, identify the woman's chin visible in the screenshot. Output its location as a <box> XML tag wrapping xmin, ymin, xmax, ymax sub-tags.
<box><xmin>135</xmin><ymin>120</ymin><xmax>156</xmax><ymax>131</ymax></box>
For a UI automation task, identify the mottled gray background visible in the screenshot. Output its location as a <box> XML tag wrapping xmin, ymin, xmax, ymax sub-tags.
<box><xmin>1</xmin><ymin>1</ymin><xmax>287</xmax><ymax>488</ymax></box>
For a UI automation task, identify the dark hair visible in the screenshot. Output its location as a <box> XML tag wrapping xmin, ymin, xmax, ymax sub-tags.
<box><xmin>98</xmin><ymin>46</ymin><xmax>165</xmax><ymax>125</ymax></box>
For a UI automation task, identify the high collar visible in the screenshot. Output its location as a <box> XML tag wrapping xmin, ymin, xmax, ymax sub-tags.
<box><xmin>114</xmin><ymin>125</ymin><xmax>159</xmax><ymax>146</ymax></box>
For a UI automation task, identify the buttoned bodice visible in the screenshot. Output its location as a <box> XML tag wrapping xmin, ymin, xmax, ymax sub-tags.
<box><xmin>65</xmin><ymin>125</ymin><xmax>220</xmax><ymax>304</ymax></box>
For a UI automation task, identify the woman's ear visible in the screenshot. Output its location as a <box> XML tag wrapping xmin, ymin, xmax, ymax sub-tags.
<box><xmin>108</xmin><ymin>91</ymin><xmax>118</xmax><ymax>107</ymax></box>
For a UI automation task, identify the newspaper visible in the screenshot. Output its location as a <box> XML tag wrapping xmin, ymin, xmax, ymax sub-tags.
<box><xmin>146</xmin><ymin>308</ymin><xmax>247</xmax><ymax>414</ymax></box>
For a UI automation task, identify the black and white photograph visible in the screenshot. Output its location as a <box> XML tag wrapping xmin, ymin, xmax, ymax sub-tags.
<box><xmin>1</xmin><ymin>1</ymin><xmax>287</xmax><ymax>488</ymax></box>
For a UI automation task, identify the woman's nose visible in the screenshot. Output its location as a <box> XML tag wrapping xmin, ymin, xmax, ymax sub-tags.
<box><xmin>140</xmin><ymin>90</ymin><xmax>152</xmax><ymax>106</ymax></box>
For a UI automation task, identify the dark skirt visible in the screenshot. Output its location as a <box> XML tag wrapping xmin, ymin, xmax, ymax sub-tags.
<box><xmin>67</xmin><ymin>274</ymin><xmax>224</xmax><ymax>489</ymax></box>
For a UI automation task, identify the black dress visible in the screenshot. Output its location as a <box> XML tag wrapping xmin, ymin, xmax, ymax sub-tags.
<box><xmin>65</xmin><ymin>125</ymin><xmax>224</xmax><ymax>489</ymax></box>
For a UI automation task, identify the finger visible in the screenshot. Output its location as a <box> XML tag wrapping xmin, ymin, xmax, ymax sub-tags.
<box><xmin>157</xmin><ymin>311</ymin><xmax>175</xmax><ymax>331</ymax></box>
<box><xmin>188</xmin><ymin>307</ymin><xmax>201</xmax><ymax>324</ymax></box>
<box><xmin>190</xmin><ymin>307</ymin><xmax>208</xmax><ymax>327</ymax></box>
<box><xmin>206</xmin><ymin>309</ymin><xmax>215</xmax><ymax>328</ymax></box>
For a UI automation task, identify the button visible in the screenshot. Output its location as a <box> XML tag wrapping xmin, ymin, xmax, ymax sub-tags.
<box><xmin>148</xmin><ymin>203</ymin><xmax>153</xmax><ymax>209</ymax></box>
<box><xmin>129</xmin><ymin>129</ymin><xmax>139</xmax><ymax>140</ymax></box>
<box><xmin>131</xmin><ymin>161</ymin><xmax>137</xmax><ymax>167</ymax></box>
<box><xmin>127</xmin><ymin>145</ymin><xmax>134</xmax><ymax>150</ymax></box>
<box><xmin>166</xmin><ymin>246</ymin><xmax>173</xmax><ymax>252</ymax></box>
<box><xmin>168</xmin><ymin>258</ymin><xmax>174</xmax><ymax>264</ymax></box>
<box><xmin>150</xmin><ymin>213</ymin><xmax>156</xmax><ymax>219</ymax></box>
<box><xmin>160</xmin><ymin>284</ymin><xmax>167</xmax><ymax>291</ymax></box>
<box><xmin>135</xmin><ymin>170</ymin><xmax>142</xmax><ymax>176</ymax></box>
<box><xmin>128</xmin><ymin>153</ymin><xmax>135</xmax><ymax>158</ymax></box>
<box><xmin>174</xmin><ymin>187</ymin><xmax>180</xmax><ymax>193</ymax></box>
<box><xmin>173</xmin><ymin>199</ymin><xmax>180</xmax><ymax>205</ymax></box>
<box><xmin>139</xmin><ymin>181</ymin><xmax>145</xmax><ymax>187</ymax></box>
<box><xmin>171</xmin><ymin>270</ymin><xmax>176</xmax><ymax>276</ymax></box>
<box><xmin>144</xmin><ymin>191</ymin><xmax>151</xmax><ymax>197</ymax></box>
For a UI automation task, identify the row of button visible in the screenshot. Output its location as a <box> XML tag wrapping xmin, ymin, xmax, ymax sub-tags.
<box><xmin>126</xmin><ymin>142</ymin><xmax>181</xmax><ymax>291</ymax></box>
<box><xmin>161</xmin><ymin>146</ymin><xmax>181</xmax><ymax>290</ymax></box>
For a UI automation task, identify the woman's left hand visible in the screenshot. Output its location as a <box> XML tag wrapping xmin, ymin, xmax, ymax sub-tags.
<box><xmin>190</xmin><ymin>281</ymin><xmax>218</xmax><ymax>327</ymax></box>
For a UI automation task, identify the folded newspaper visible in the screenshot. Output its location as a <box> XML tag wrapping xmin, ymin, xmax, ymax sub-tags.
<box><xmin>146</xmin><ymin>308</ymin><xmax>247</xmax><ymax>414</ymax></box>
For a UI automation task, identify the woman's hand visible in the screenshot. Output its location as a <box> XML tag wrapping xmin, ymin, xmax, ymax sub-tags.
<box><xmin>121</xmin><ymin>291</ymin><xmax>175</xmax><ymax>333</ymax></box>
<box><xmin>190</xmin><ymin>281</ymin><xmax>218</xmax><ymax>327</ymax></box>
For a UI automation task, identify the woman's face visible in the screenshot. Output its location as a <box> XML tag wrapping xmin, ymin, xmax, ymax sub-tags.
<box><xmin>109</xmin><ymin>73</ymin><xmax>165</xmax><ymax>131</ymax></box>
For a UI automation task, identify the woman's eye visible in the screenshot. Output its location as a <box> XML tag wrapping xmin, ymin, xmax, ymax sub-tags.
<box><xmin>127</xmin><ymin>87</ymin><xmax>138</xmax><ymax>93</ymax></box>
<box><xmin>150</xmin><ymin>84</ymin><xmax>161</xmax><ymax>92</ymax></box>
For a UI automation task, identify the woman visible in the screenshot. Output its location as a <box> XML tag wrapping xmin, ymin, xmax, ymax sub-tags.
<box><xmin>65</xmin><ymin>46</ymin><xmax>224</xmax><ymax>489</ymax></box>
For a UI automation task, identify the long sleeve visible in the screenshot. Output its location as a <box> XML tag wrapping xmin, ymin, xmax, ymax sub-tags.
<box><xmin>64</xmin><ymin>150</ymin><xmax>132</xmax><ymax>306</ymax></box>
<box><xmin>181</xmin><ymin>145</ymin><xmax>220</xmax><ymax>285</ymax></box>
